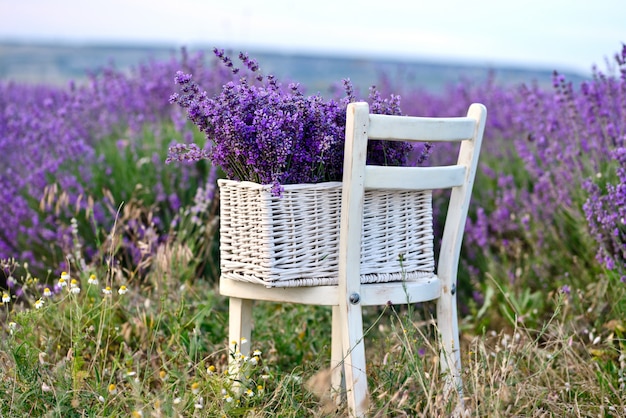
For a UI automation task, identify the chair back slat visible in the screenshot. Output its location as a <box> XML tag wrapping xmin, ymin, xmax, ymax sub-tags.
<box><xmin>364</xmin><ymin>165</ymin><xmax>466</xmax><ymax>190</ymax></box>
<box><xmin>368</xmin><ymin>114</ymin><xmax>476</xmax><ymax>142</ymax></box>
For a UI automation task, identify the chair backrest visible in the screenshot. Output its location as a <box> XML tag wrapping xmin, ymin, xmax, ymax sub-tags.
<box><xmin>338</xmin><ymin>102</ymin><xmax>487</xmax><ymax>298</ymax></box>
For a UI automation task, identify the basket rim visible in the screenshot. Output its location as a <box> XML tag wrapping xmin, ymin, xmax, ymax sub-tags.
<box><xmin>218</xmin><ymin>178</ymin><xmax>343</xmax><ymax>191</ymax></box>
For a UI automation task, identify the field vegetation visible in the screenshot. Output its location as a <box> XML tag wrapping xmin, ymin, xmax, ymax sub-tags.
<box><xmin>1</xmin><ymin>45</ymin><xmax>625</xmax><ymax>416</ymax></box>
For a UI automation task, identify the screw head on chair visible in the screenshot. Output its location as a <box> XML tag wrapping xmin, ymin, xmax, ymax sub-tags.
<box><xmin>349</xmin><ymin>293</ymin><xmax>361</xmax><ymax>304</ymax></box>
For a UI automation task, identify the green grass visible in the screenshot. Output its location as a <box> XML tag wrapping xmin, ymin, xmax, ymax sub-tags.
<box><xmin>1</xmin><ymin>225</ymin><xmax>625</xmax><ymax>416</ymax></box>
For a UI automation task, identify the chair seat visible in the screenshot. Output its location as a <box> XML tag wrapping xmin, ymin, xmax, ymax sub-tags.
<box><xmin>219</xmin><ymin>275</ymin><xmax>441</xmax><ymax>306</ymax></box>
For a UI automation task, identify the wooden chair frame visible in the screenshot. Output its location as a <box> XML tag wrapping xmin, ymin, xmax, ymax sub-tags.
<box><xmin>220</xmin><ymin>102</ymin><xmax>487</xmax><ymax>416</ymax></box>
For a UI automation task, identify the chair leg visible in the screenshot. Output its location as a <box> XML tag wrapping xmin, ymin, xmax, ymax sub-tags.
<box><xmin>331</xmin><ymin>305</ymin><xmax>344</xmax><ymax>401</ymax></box>
<box><xmin>228</xmin><ymin>297</ymin><xmax>253</xmax><ymax>376</ymax></box>
<box><xmin>340</xmin><ymin>303</ymin><xmax>369</xmax><ymax>417</ymax></box>
<box><xmin>436</xmin><ymin>292</ymin><xmax>463</xmax><ymax>403</ymax></box>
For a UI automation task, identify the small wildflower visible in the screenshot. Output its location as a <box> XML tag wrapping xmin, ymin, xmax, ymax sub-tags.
<box><xmin>98</xmin><ymin>395</ymin><xmax>105</xmax><ymax>403</ymax></box>
<box><xmin>59</xmin><ymin>272</ymin><xmax>70</xmax><ymax>288</ymax></box>
<box><xmin>240</xmin><ymin>337</ymin><xmax>248</xmax><ymax>345</ymax></box>
<box><xmin>159</xmin><ymin>370</ymin><xmax>168</xmax><ymax>380</ymax></box>
<box><xmin>126</xmin><ymin>371</ymin><xmax>137</xmax><ymax>377</ymax></box>
<box><xmin>102</xmin><ymin>286</ymin><xmax>112</xmax><ymax>295</ymax></box>
<box><xmin>246</xmin><ymin>388</ymin><xmax>254</xmax><ymax>397</ymax></box>
<box><xmin>191</xmin><ymin>382</ymin><xmax>200</xmax><ymax>394</ymax></box>
<box><xmin>8</xmin><ymin>322</ymin><xmax>16</xmax><ymax>335</ymax></box>
<box><xmin>194</xmin><ymin>397</ymin><xmax>204</xmax><ymax>409</ymax></box>
<box><xmin>108</xmin><ymin>383</ymin><xmax>118</xmax><ymax>395</ymax></box>
<box><xmin>207</xmin><ymin>365</ymin><xmax>216</xmax><ymax>374</ymax></box>
<box><xmin>252</xmin><ymin>349</ymin><xmax>262</xmax><ymax>357</ymax></box>
<box><xmin>224</xmin><ymin>395</ymin><xmax>233</xmax><ymax>403</ymax></box>
<box><xmin>2</xmin><ymin>292</ymin><xmax>10</xmax><ymax>303</ymax></box>
<box><xmin>88</xmin><ymin>274</ymin><xmax>98</xmax><ymax>285</ymax></box>
<box><xmin>34</xmin><ymin>298</ymin><xmax>44</xmax><ymax>309</ymax></box>
<box><xmin>249</xmin><ymin>356</ymin><xmax>259</xmax><ymax>365</ymax></box>
<box><xmin>131</xmin><ymin>410</ymin><xmax>143</xmax><ymax>417</ymax></box>
<box><xmin>69</xmin><ymin>279</ymin><xmax>80</xmax><ymax>294</ymax></box>
<box><xmin>118</xmin><ymin>285</ymin><xmax>128</xmax><ymax>295</ymax></box>
<box><xmin>41</xmin><ymin>382</ymin><xmax>52</xmax><ymax>392</ymax></box>
<box><xmin>43</xmin><ymin>288</ymin><xmax>52</xmax><ymax>297</ymax></box>
<box><xmin>173</xmin><ymin>397</ymin><xmax>182</xmax><ymax>404</ymax></box>
<box><xmin>560</xmin><ymin>284</ymin><xmax>571</xmax><ymax>295</ymax></box>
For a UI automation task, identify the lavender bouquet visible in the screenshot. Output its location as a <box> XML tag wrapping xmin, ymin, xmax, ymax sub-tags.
<box><xmin>167</xmin><ymin>48</ymin><xmax>416</xmax><ymax>194</ymax></box>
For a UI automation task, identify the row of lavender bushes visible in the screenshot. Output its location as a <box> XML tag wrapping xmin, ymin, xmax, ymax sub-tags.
<box><xmin>379</xmin><ymin>46</ymin><xmax>626</xmax><ymax>327</ymax></box>
<box><xmin>0</xmin><ymin>49</ymin><xmax>231</xmax><ymax>286</ymax></box>
<box><xmin>2</xmin><ymin>45</ymin><xmax>625</xmax><ymax>324</ymax></box>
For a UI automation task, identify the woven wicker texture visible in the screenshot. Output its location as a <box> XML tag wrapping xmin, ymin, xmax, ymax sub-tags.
<box><xmin>219</xmin><ymin>179</ymin><xmax>435</xmax><ymax>287</ymax></box>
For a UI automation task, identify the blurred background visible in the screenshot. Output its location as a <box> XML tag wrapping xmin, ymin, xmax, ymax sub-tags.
<box><xmin>1</xmin><ymin>0</ymin><xmax>624</xmax><ymax>91</ymax></box>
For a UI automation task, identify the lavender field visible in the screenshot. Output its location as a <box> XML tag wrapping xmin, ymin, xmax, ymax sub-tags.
<box><xmin>0</xmin><ymin>45</ymin><xmax>625</xmax><ymax>416</ymax></box>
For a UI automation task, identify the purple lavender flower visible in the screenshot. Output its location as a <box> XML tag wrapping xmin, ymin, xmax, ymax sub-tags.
<box><xmin>584</xmin><ymin>146</ymin><xmax>626</xmax><ymax>274</ymax></box>
<box><xmin>168</xmin><ymin>49</ymin><xmax>415</xmax><ymax>194</ymax></box>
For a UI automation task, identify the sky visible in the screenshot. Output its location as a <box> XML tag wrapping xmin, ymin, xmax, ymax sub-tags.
<box><xmin>0</xmin><ymin>0</ymin><xmax>624</xmax><ymax>75</ymax></box>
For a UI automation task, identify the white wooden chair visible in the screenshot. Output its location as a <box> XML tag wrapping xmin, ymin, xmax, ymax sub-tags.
<box><xmin>219</xmin><ymin>102</ymin><xmax>487</xmax><ymax>416</ymax></box>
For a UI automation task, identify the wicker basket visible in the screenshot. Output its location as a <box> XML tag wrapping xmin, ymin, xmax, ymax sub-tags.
<box><xmin>218</xmin><ymin>179</ymin><xmax>435</xmax><ymax>287</ymax></box>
